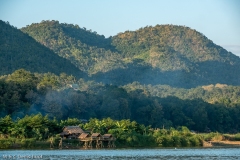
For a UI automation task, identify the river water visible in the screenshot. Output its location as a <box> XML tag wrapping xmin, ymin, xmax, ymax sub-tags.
<box><xmin>1</xmin><ymin>148</ymin><xmax>240</xmax><ymax>160</ymax></box>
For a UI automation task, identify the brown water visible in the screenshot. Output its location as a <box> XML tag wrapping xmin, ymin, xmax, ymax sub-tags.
<box><xmin>1</xmin><ymin>148</ymin><xmax>240</xmax><ymax>159</ymax></box>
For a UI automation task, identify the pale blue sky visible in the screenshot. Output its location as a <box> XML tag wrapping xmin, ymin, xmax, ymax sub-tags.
<box><xmin>0</xmin><ymin>0</ymin><xmax>240</xmax><ymax>56</ymax></box>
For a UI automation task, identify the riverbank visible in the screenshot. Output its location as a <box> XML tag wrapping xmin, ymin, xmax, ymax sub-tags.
<box><xmin>203</xmin><ymin>140</ymin><xmax>240</xmax><ymax>148</ymax></box>
<box><xmin>2</xmin><ymin>139</ymin><xmax>240</xmax><ymax>150</ymax></box>
<box><xmin>211</xmin><ymin>141</ymin><xmax>240</xmax><ymax>147</ymax></box>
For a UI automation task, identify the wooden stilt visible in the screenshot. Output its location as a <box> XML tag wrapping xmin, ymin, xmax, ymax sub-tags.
<box><xmin>88</xmin><ymin>140</ymin><xmax>92</xmax><ymax>148</ymax></box>
<box><xmin>83</xmin><ymin>141</ymin><xmax>88</xmax><ymax>148</ymax></box>
<box><xmin>96</xmin><ymin>140</ymin><xmax>103</xmax><ymax>148</ymax></box>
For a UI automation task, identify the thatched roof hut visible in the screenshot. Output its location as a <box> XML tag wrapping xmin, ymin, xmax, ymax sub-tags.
<box><xmin>91</xmin><ymin>133</ymin><xmax>102</xmax><ymax>139</ymax></box>
<box><xmin>79</xmin><ymin>133</ymin><xmax>91</xmax><ymax>140</ymax></box>
<box><xmin>60</xmin><ymin>126</ymin><xmax>84</xmax><ymax>139</ymax></box>
<box><xmin>102</xmin><ymin>134</ymin><xmax>113</xmax><ymax>140</ymax></box>
<box><xmin>63</xmin><ymin>126</ymin><xmax>84</xmax><ymax>134</ymax></box>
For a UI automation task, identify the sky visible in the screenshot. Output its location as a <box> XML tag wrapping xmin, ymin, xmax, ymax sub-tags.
<box><xmin>0</xmin><ymin>0</ymin><xmax>240</xmax><ymax>56</ymax></box>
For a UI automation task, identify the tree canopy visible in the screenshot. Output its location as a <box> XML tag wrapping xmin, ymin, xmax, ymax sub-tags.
<box><xmin>1</xmin><ymin>69</ymin><xmax>240</xmax><ymax>133</ymax></box>
<box><xmin>20</xmin><ymin>21</ymin><xmax>240</xmax><ymax>88</ymax></box>
<box><xmin>0</xmin><ymin>20</ymin><xmax>86</xmax><ymax>78</ymax></box>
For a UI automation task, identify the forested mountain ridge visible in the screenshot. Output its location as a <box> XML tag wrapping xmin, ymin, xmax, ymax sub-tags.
<box><xmin>112</xmin><ymin>25</ymin><xmax>238</xmax><ymax>65</ymax></box>
<box><xmin>21</xmin><ymin>20</ymin><xmax>122</xmax><ymax>74</ymax></box>
<box><xmin>0</xmin><ymin>20</ymin><xmax>86</xmax><ymax>78</ymax></box>
<box><xmin>21</xmin><ymin>20</ymin><xmax>240</xmax><ymax>88</ymax></box>
<box><xmin>109</xmin><ymin>25</ymin><xmax>240</xmax><ymax>87</ymax></box>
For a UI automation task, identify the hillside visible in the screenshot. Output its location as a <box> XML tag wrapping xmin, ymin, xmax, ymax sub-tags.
<box><xmin>2</xmin><ymin>20</ymin><xmax>240</xmax><ymax>133</ymax></box>
<box><xmin>1</xmin><ymin>69</ymin><xmax>240</xmax><ymax>132</ymax></box>
<box><xmin>21</xmin><ymin>20</ymin><xmax>122</xmax><ymax>74</ymax></box>
<box><xmin>21</xmin><ymin>21</ymin><xmax>240</xmax><ymax>88</ymax></box>
<box><xmin>109</xmin><ymin>25</ymin><xmax>240</xmax><ymax>87</ymax></box>
<box><xmin>0</xmin><ymin>20</ymin><xmax>85</xmax><ymax>77</ymax></box>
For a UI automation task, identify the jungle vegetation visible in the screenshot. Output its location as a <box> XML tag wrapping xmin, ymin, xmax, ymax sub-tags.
<box><xmin>1</xmin><ymin>20</ymin><xmax>240</xmax><ymax>146</ymax></box>
<box><xmin>0</xmin><ymin>20</ymin><xmax>86</xmax><ymax>78</ymax></box>
<box><xmin>0</xmin><ymin>114</ymin><xmax>231</xmax><ymax>149</ymax></box>
<box><xmin>21</xmin><ymin>20</ymin><xmax>240</xmax><ymax>88</ymax></box>
<box><xmin>1</xmin><ymin>69</ymin><xmax>240</xmax><ymax>133</ymax></box>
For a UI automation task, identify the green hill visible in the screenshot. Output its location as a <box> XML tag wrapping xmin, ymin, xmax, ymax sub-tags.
<box><xmin>2</xmin><ymin>20</ymin><xmax>240</xmax><ymax>133</ymax></box>
<box><xmin>21</xmin><ymin>20</ymin><xmax>121</xmax><ymax>74</ymax></box>
<box><xmin>0</xmin><ymin>20</ymin><xmax>85</xmax><ymax>77</ymax></box>
<box><xmin>112</xmin><ymin>25</ymin><xmax>239</xmax><ymax>69</ymax></box>
<box><xmin>21</xmin><ymin>21</ymin><xmax>240</xmax><ymax>88</ymax></box>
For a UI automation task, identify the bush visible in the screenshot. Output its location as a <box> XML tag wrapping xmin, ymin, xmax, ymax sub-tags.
<box><xmin>172</xmin><ymin>135</ymin><xmax>181</xmax><ymax>147</ymax></box>
<box><xmin>20</xmin><ymin>138</ymin><xmax>36</xmax><ymax>148</ymax></box>
<box><xmin>0</xmin><ymin>139</ymin><xmax>13</xmax><ymax>149</ymax></box>
<box><xmin>201</xmin><ymin>132</ymin><xmax>223</xmax><ymax>141</ymax></box>
<box><xmin>224</xmin><ymin>133</ymin><xmax>240</xmax><ymax>141</ymax></box>
<box><xmin>180</xmin><ymin>136</ymin><xmax>190</xmax><ymax>147</ymax></box>
<box><xmin>233</xmin><ymin>133</ymin><xmax>240</xmax><ymax>141</ymax></box>
<box><xmin>162</xmin><ymin>136</ymin><xmax>173</xmax><ymax>147</ymax></box>
<box><xmin>189</xmin><ymin>136</ymin><xmax>201</xmax><ymax>146</ymax></box>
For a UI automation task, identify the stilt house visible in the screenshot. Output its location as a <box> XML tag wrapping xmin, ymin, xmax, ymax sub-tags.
<box><xmin>60</xmin><ymin>126</ymin><xmax>84</xmax><ymax>139</ymax></box>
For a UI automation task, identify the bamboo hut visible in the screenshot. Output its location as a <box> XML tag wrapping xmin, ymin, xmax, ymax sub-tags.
<box><xmin>91</xmin><ymin>133</ymin><xmax>103</xmax><ymax>148</ymax></box>
<box><xmin>79</xmin><ymin>133</ymin><xmax>92</xmax><ymax>148</ymax></box>
<box><xmin>102</xmin><ymin>134</ymin><xmax>114</xmax><ymax>140</ymax></box>
<box><xmin>59</xmin><ymin>126</ymin><xmax>84</xmax><ymax>139</ymax></box>
<box><xmin>59</xmin><ymin>127</ymin><xmax>116</xmax><ymax>148</ymax></box>
<box><xmin>78</xmin><ymin>133</ymin><xmax>91</xmax><ymax>140</ymax></box>
<box><xmin>91</xmin><ymin>133</ymin><xmax>102</xmax><ymax>140</ymax></box>
<box><xmin>102</xmin><ymin>134</ymin><xmax>116</xmax><ymax>148</ymax></box>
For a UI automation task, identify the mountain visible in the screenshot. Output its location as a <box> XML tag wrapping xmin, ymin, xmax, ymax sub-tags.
<box><xmin>0</xmin><ymin>20</ymin><xmax>86</xmax><ymax>78</ymax></box>
<box><xmin>21</xmin><ymin>20</ymin><xmax>120</xmax><ymax>74</ymax></box>
<box><xmin>21</xmin><ymin>20</ymin><xmax>240</xmax><ymax>88</ymax></box>
<box><xmin>3</xmin><ymin>20</ymin><xmax>240</xmax><ymax>133</ymax></box>
<box><xmin>109</xmin><ymin>25</ymin><xmax>240</xmax><ymax>87</ymax></box>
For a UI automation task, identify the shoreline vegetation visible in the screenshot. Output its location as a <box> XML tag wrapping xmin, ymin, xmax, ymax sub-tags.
<box><xmin>1</xmin><ymin>139</ymin><xmax>240</xmax><ymax>150</ymax></box>
<box><xmin>1</xmin><ymin>114</ymin><xmax>240</xmax><ymax>149</ymax></box>
<box><xmin>2</xmin><ymin>69</ymin><xmax>240</xmax><ymax>135</ymax></box>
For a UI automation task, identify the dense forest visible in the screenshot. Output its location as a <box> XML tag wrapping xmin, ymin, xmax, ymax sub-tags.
<box><xmin>21</xmin><ymin>20</ymin><xmax>119</xmax><ymax>75</ymax></box>
<box><xmin>0</xmin><ymin>114</ymin><xmax>211</xmax><ymax>148</ymax></box>
<box><xmin>21</xmin><ymin>20</ymin><xmax>240</xmax><ymax>88</ymax></box>
<box><xmin>0</xmin><ymin>20</ymin><xmax>86</xmax><ymax>78</ymax></box>
<box><xmin>1</xmin><ymin>69</ymin><xmax>240</xmax><ymax>133</ymax></box>
<box><xmin>1</xmin><ymin>20</ymin><xmax>240</xmax><ymax>136</ymax></box>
